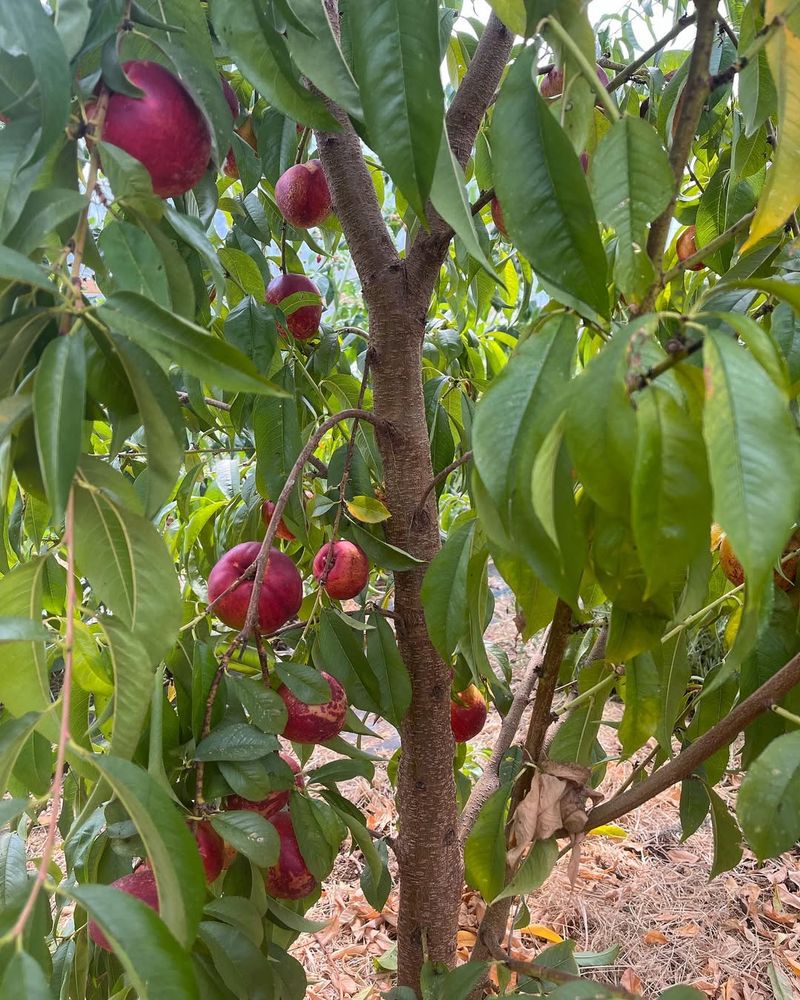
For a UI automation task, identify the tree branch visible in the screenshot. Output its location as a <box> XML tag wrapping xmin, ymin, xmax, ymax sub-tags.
<box><xmin>313</xmin><ymin>2</ymin><xmax>398</xmax><ymax>300</ymax></box>
<box><xmin>607</xmin><ymin>12</ymin><xmax>697</xmax><ymax>92</ymax></box>
<box><xmin>643</xmin><ymin>2</ymin><xmax>719</xmax><ymax>299</ymax></box>
<box><xmin>445</xmin><ymin>14</ymin><xmax>514</xmax><ymax>170</ymax></box>
<box><xmin>418</xmin><ymin>450</ymin><xmax>473</xmax><ymax>513</ymax></box>
<box><xmin>586</xmin><ymin>648</ymin><xmax>800</xmax><ymax>830</ymax></box>
<box><xmin>458</xmin><ymin>629</ymin><xmax>550</xmax><ymax>844</ymax></box>
<box><xmin>405</xmin><ymin>14</ymin><xmax>513</xmax><ymax>290</ymax></box>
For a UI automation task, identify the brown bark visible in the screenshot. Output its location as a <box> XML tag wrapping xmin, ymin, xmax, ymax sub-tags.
<box><xmin>313</xmin><ymin>8</ymin><xmax>514</xmax><ymax>990</ymax></box>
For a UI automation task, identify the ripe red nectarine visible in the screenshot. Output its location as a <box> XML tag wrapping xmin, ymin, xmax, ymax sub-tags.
<box><xmin>207</xmin><ymin>542</ymin><xmax>303</xmax><ymax>634</ymax></box>
<box><xmin>88</xmin><ymin>866</ymin><xmax>159</xmax><ymax>950</ymax></box>
<box><xmin>275</xmin><ymin>159</ymin><xmax>332</xmax><ymax>228</ymax></box>
<box><xmin>312</xmin><ymin>540</ymin><xmax>369</xmax><ymax>600</ymax></box>
<box><xmin>262</xmin><ymin>499</ymin><xmax>295</xmax><ymax>541</ymax></box>
<box><xmin>676</xmin><ymin>225</ymin><xmax>705</xmax><ymax>270</ymax></box>
<box><xmin>266</xmin><ymin>272</ymin><xmax>322</xmax><ymax>341</ymax></box>
<box><xmin>96</xmin><ymin>61</ymin><xmax>211</xmax><ymax>198</ymax></box>
<box><xmin>450</xmin><ymin>685</ymin><xmax>488</xmax><ymax>743</ymax></box>
<box><xmin>265</xmin><ymin>810</ymin><xmax>317</xmax><ymax>900</ymax></box>
<box><xmin>278</xmin><ymin>671</ymin><xmax>348</xmax><ymax>743</ymax></box>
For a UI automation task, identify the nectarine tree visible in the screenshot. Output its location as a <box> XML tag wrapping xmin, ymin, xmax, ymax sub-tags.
<box><xmin>2</xmin><ymin>1</ymin><xmax>800</xmax><ymax>998</ymax></box>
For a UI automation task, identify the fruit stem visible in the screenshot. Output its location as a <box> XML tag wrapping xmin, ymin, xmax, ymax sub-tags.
<box><xmin>7</xmin><ymin>489</ymin><xmax>77</xmax><ymax>940</ymax></box>
<box><xmin>540</xmin><ymin>16</ymin><xmax>621</xmax><ymax>122</ymax></box>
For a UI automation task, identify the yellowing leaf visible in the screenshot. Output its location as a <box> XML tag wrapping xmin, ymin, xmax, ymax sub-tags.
<box><xmin>741</xmin><ymin>25</ymin><xmax>800</xmax><ymax>250</ymax></box>
<box><xmin>346</xmin><ymin>495</ymin><xmax>391</xmax><ymax>524</ymax></box>
<box><xmin>519</xmin><ymin>924</ymin><xmax>563</xmax><ymax>943</ymax></box>
<box><xmin>588</xmin><ymin>823</ymin><xmax>628</xmax><ymax>839</ymax></box>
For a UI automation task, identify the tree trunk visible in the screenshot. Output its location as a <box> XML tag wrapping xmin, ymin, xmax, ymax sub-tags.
<box><xmin>368</xmin><ymin>277</ymin><xmax>462</xmax><ymax>989</ymax></box>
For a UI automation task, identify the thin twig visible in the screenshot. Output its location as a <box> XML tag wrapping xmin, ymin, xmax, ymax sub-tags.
<box><xmin>607</xmin><ymin>12</ymin><xmax>697</xmax><ymax>92</ymax></box>
<box><xmin>176</xmin><ymin>391</ymin><xmax>231</xmax><ymax>412</ymax></box>
<box><xmin>418</xmin><ymin>450</ymin><xmax>473</xmax><ymax>512</ymax></box>
<box><xmin>586</xmin><ymin>647</ymin><xmax>800</xmax><ymax>830</ymax></box>
<box><xmin>7</xmin><ymin>490</ymin><xmax>76</xmax><ymax>938</ymax></box>
<box><xmin>630</xmin><ymin>337</ymin><xmax>704</xmax><ymax>392</ymax></box>
<box><xmin>458</xmin><ymin>629</ymin><xmax>550</xmax><ymax>843</ymax></box>
<box><xmin>470</xmin><ymin>190</ymin><xmax>495</xmax><ymax>216</ymax></box>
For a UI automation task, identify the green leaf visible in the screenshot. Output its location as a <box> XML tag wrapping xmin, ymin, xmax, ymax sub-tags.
<box><xmin>102</xmin><ymin>620</ymin><xmax>163</xmax><ymax>760</ymax></box>
<box><xmin>0</xmin><ymin>560</ymin><xmax>52</xmax><ymax>721</ymax></box>
<box><xmin>492</xmin><ymin>47</ymin><xmax>608</xmax><ymax>320</ymax></box>
<box><xmin>0</xmin><ymin>951</ymin><xmax>50</xmax><ymax>1000</ymax></box>
<box><xmin>217</xmin><ymin>248</ymin><xmax>265</xmax><ymax>301</ymax></box>
<box><xmin>73</xmin><ymin>476</ymin><xmax>181</xmax><ymax>665</ymax></box>
<box><xmin>110</xmin><ymin>334</ymin><xmax>185</xmax><ymax>517</ymax></box>
<box><xmin>65</xmin><ymin>883</ymin><xmax>199</xmax><ymax>1000</ymax></box>
<box><xmin>349</xmin><ymin>0</ymin><xmax>444</xmax><ymax>220</ymax></box>
<box><xmin>198</xmin><ymin>919</ymin><xmax>276</xmax><ymax>997</ymax></box>
<box><xmin>421</xmin><ymin>519</ymin><xmax>474</xmax><ymax>662</ymax></box>
<box><xmin>284</xmin><ymin>0</ymin><xmax>362</xmax><ymax>119</ymax></box>
<box><xmin>0</xmin><ymin>395</ymin><xmax>33</xmax><ymax>446</ymax></box>
<box><xmin>253</xmin><ymin>371</ymin><xmax>304</xmax><ymax>530</ymax></box>
<box><xmin>464</xmin><ymin>782</ymin><xmax>511</xmax><ymax>902</ymax></box>
<box><xmin>739</xmin><ymin>2</ymin><xmax>777</xmax><ymax>135</ymax></box>
<box><xmin>565</xmin><ymin>322</ymin><xmax>640</xmax><ymax>514</ymax></box>
<box><xmin>549</xmin><ymin>662</ymin><xmax>615</xmax><ymax>766</ymax></box>
<box><xmin>0</xmin><ymin>618</ymin><xmax>48</xmax><ymax>643</ymax></box>
<box><xmin>430</xmin><ymin>126</ymin><xmax>499</xmax><ymax>280</ymax></box>
<box><xmin>210</xmin><ymin>0</ymin><xmax>338</xmax><ymax>130</ymax></box>
<box><xmin>342</xmin><ymin>518</ymin><xmax>424</xmax><ymax>571</ymax></box>
<box><xmin>0</xmin><ymin>711</ymin><xmax>42</xmax><ymax>797</ymax></box>
<box><xmin>4</xmin><ymin>0</ymin><xmax>70</xmax><ymax>160</ymax></box>
<box><xmin>97</xmin><ymin>293</ymin><xmax>284</xmax><ymax>395</ymax></box>
<box><xmin>421</xmin><ymin>961</ymin><xmax>490</xmax><ymax>1000</ymax></box>
<box><xmin>307</xmin><ymin>758</ymin><xmax>374</xmax><ymax>786</ymax></box>
<box><xmin>707</xmin><ymin>785</ymin><xmax>743</xmax><ymax>878</ymax></box>
<box><xmin>494</xmin><ymin>837</ymin><xmax>558</xmax><ymax>901</ymax></box>
<box><xmin>33</xmin><ymin>330</ymin><xmax>86</xmax><ymax>520</ymax></box>
<box><xmin>658</xmin><ymin>989</ymin><xmax>709</xmax><ymax>1000</ymax></box>
<box><xmin>345</xmin><ymin>495</ymin><xmax>391</xmax><ymax>524</ymax></box>
<box><xmin>98</xmin><ymin>221</ymin><xmax>171</xmax><ymax>308</ymax></box>
<box><xmin>473</xmin><ymin>317</ymin><xmax>575</xmax><ymax>530</ymax></box>
<box><xmin>365</xmin><ymin>613</ymin><xmax>412</xmax><ymax>728</ymax></box>
<box><xmin>229</xmin><ymin>677</ymin><xmax>288</xmax><ymax>735</ymax></box>
<box><xmin>82</xmin><ymin>754</ymin><xmax>205</xmax><ymax>948</ymax></box>
<box><xmin>0</xmin><ymin>245</ymin><xmax>54</xmax><ymax>291</ymax></box>
<box><xmin>289</xmin><ymin>794</ymin><xmax>346</xmax><ymax>880</ymax></box>
<box><xmin>632</xmin><ymin>387</ymin><xmax>711</xmax><ymax>598</ymax></box>
<box><xmin>737</xmin><ymin>730</ymin><xmax>800</xmax><ymax>859</ymax></box>
<box><xmin>274</xmin><ymin>661</ymin><xmax>332</xmax><ymax>705</ymax></box>
<box><xmin>702</xmin><ymin>330</ymin><xmax>800</xmax><ymax>596</ymax></box>
<box><xmin>195</xmin><ymin>724</ymin><xmax>279</xmax><ymax>762</ymax></box>
<box><xmin>4</xmin><ymin>188</ymin><xmax>85</xmax><ymax>255</ymax></box>
<box><xmin>486</xmin><ymin>0</ymin><xmax>527</xmax><ymax>34</ymax></box>
<box><xmin>124</xmin><ymin>0</ymin><xmax>231</xmax><ymax>164</ymax></box>
<box><xmin>224</xmin><ymin>297</ymin><xmax>277</xmax><ymax>374</ymax></box>
<box><xmin>266</xmin><ymin>897</ymin><xmax>329</xmax><ymax>933</ymax></box>
<box><xmin>618</xmin><ymin>652</ymin><xmax>661</xmax><ymax>757</ymax></box>
<box><xmin>317</xmin><ymin>608</ymin><xmax>381</xmax><ymax>714</ymax></box>
<box><xmin>210</xmin><ymin>811</ymin><xmax>279</xmax><ymax>868</ymax></box>
<box><xmin>590</xmin><ymin>117</ymin><xmax>673</xmax><ymax>302</ymax></box>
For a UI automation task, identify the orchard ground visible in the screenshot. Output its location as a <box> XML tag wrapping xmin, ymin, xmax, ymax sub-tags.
<box><xmin>291</xmin><ymin>580</ymin><xmax>800</xmax><ymax>999</ymax></box>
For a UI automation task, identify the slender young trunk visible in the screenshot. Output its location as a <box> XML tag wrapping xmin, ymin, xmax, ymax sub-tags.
<box><xmin>368</xmin><ymin>282</ymin><xmax>463</xmax><ymax>988</ymax></box>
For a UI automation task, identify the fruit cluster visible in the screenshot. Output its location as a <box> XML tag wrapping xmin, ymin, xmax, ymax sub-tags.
<box><xmin>94</xmin><ymin>61</ymin><xmax>331</xmax><ymax>340</ymax></box>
